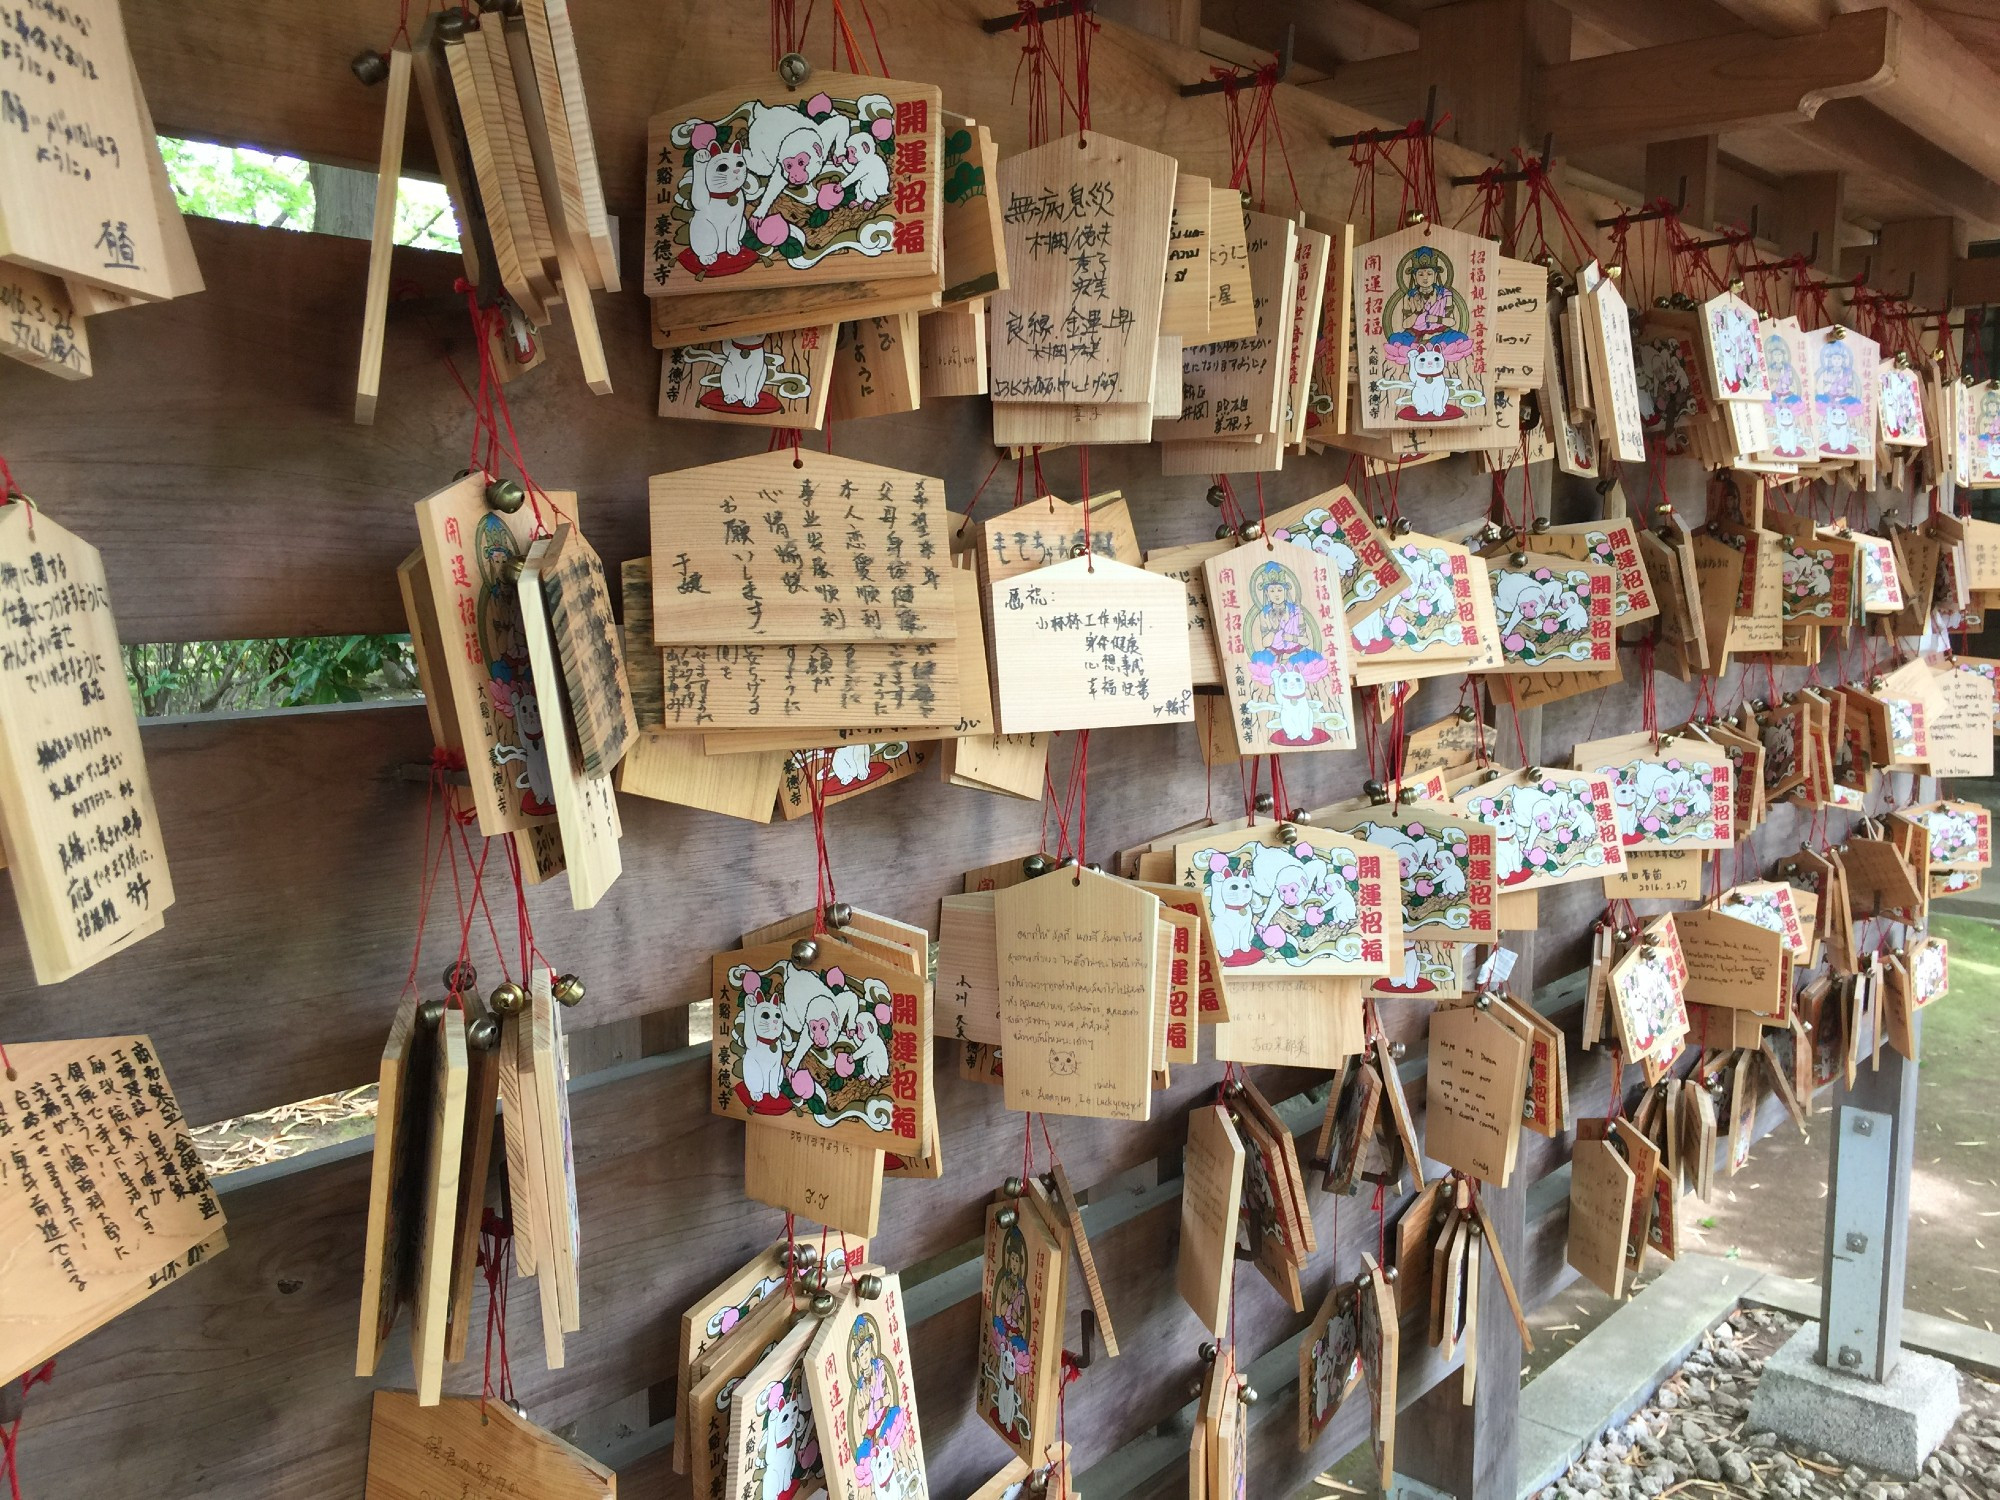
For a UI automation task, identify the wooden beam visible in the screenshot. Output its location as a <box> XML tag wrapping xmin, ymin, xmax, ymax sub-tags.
<box><xmin>1763</xmin><ymin>96</ymin><xmax>2000</xmax><ymax>234</ymax></box>
<box><xmin>1533</xmin><ymin>9</ymin><xmax>1899</xmax><ymax>148</ymax></box>
<box><xmin>1304</xmin><ymin>49</ymin><xmax>1427</xmax><ymax>122</ymax></box>
<box><xmin>1951</xmin><ymin>255</ymin><xmax>2000</xmax><ymax>310</ymax></box>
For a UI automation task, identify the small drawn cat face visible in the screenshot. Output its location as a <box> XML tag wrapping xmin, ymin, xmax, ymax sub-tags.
<box><xmin>1047</xmin><ymin>1049</ymin><xmax>1079</xmax><ymax>1077</ymax></box>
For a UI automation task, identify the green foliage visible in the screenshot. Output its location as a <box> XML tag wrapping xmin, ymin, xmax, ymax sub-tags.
<box><xmin>123</xmin><ymin>636</ymin><xmax>420</xmax><ymax>719</ymax></box>
<box><xmin>158</xmin><ymin>136</ymin><xmax>460</xmax><ymax>251</ymax></box>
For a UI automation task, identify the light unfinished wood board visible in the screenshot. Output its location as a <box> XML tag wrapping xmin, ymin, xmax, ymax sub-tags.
<box><xmin>988</xmin><ymin>556</ymin><xmax>1193</xmax><ymax>734</ymax></box>
<box><xmin>474</xmin><ymin>22</ymin><xmax>558</xmax><ymax>293</ymax></box>
<box><xmin>445</xmin><ymin>34</ymin><xmax>542</xmax><ymax>322</ymax></box>
<box><xmin>988</xmin><ymin>133</ymin><xmax>1177</xmax><ymax>408</ymax></box>
<box><xmin>528</xmin><ymin>0</ymin><xmax>616</xmax><ymax>288</ymax></box>
<box><xmin>537</xmin><ymin>524</ymin><xmax>635</xmax><ymax>776</ymax></box>
<box><xmin>946</xmin><ymin>731</ymin><xmax>1048</xmax><ymax>800</ymax></box>
<box><xmin>1</xmin><ymin>262</ymin><xmax>91</xmax><ymax>379</ymax></box>
<box><xmin>1144</xmin><ymin>538</ymin><xmax>1228</xmax><ymax>687</ymax></box>
<box><xmin>355</xmin><ymin>46</ymin><xmax>414</xmax><ymax>424</ymax></box>
<box><xmin>649</xmin><ymin>447</ymin><xmax>952</xmax><ymax>644</ymax></box>
<box><xmin>940</xmin><ymin>115</ymin><xmax>1005</xmax><ymax>304</ymax></box>
<box><xmin>519</xmin><ymin>537</ymin><xmax>623</xmax><ymax>909</ymax></box>
<box><xmin>1162</xmin><ymin>173</ymin><xmax>1212</xmax><ymax>341</ymax></box>
<box><xmin>993</xmin><ymin>867</ymin><xmax>1159</xmax><ymax>1120</ymax></box>
<box><xmin>659</xmin><ymin>324</ymin><xmax>838</xmax><ymax>428</ymax></box>
<box><xmin>514</xmin><ymin>0</ymin><xmax>598</xmax><ymax>288</ymax></box>
<box><xmin>990</xmin><ymin>398</ymin><xmax>1158</xmax><ymax>446</ymax></box>
<box><xmin>1281</xmin><ymin>225</ymin><xmax>1332</xmax><ymax>446</ymax></box>
<box><xmin>1205</xmin><ymin>187</ymin><xmax>1256</xmax><ymax>343</ymax></box>
<box><xmin>616</xmin><ymin>558</ymin><xmax>782</xmax><ymax>819</ymax></box>
<box><xmin>686</xmin><ymin>1292</ymin><xmax>796</xmax><ymax>1500</ymax></box>
<box><xmin>0</xmin><ymin>1037</ymin><xmax>223</xmax><ymax>1386</ymax></box>
<box><xmin>721</xmin><ymin>1316</ymin><xmax>822</xmax><ymax>1500</ymax></box>
<box><xmin>743</xmin><ymin>1120</ymin><xmax>883</xmax><ymax>1240</ymax></box>
<box><xmin>651</xmin><ymin>278</ymin><xmax>943</xmax><ymax>347</ymax></box>
<box><xmin>1211</xmin><ymin>976</ymin><xmax>1365</xmax><ymax>1067</ymax></box>
<box><xmin>1426</xmin><ymin>1004</ymin><xmax>1529</xmax><ymax>1187</ymax></box>
<box><xmin>919</xmin><ymin>300</ymin><xmax>988</xmax><ymax>398</ymax></box>
<box><xmin>804</xmin><ymin>1274</ymin><xmax>930</xmax><ymax>1500</ymax></box>
<box><xmin>1205</xmin><ymin>534</ymin><xmax>1356</xmax><ymax>754</ymax></box>
<box><xmin>442</xmin><ymin>1015</ymin><xmax>499</xmax><ymax>1363</ymax></box>
<box><xmin>939</xmin><ymin>890</ymin><xmax>1000</xmax><ymax>1044</ymax></box>
<box><xmin>363</xmin><ymin>1389</ymin><xmax>615</xmax><ymax>1500</ymax></box>
<box><xmin>829</xmin><ymin>311</ymin><xmax>922</xmax><ymax>420</ymax></box>
<box><xmin>1155</xmin><ymin>211</ymin><xmax>1297</xmax><ymax>442</ymax></box>
<box><xmin>644</xmin><ymin>73</ymin><xmax>942</xmax><ymax>300</ymax></box>
<box><xmin>531</xmin><ymin>976</ymin><xmax>583</xmax><ymax>1334</ymax></box>
<box><xmin>0</xmin><ymin>504</ymin><xmax>173</xmax><ymax>983</ymax></box>
<box><xmin>1178</xmin><ymin>1103</ymin><xmax>1245</xmax><ymax>1335</ymax></box>
<box><xmin>408</xmin><ymin>1008</ymin><xmax>466</xmax><ymax>1406</ymax></box>
<box><xmin>0</xmin><ymin>0</ymin><xmax>176</xmax><ymax>298</ymax></box>
<box><xmin>973</xmin><ymin>493</ymin><xmax>1142</xmax><ymax>587</ymax></box>
<box><xmin>356</xmin><ymin>1004</ymin><xmax>419</xmax><ymax>1378</ymax></box>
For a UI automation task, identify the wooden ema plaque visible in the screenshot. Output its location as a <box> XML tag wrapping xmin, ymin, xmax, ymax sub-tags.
<box><xmin>0</xmin><ymin>1036</ymin><xmax>225</xmax><ymax>1383</ymax></box>
<box><xmin>0</xmin><ymin>505</ymin><xmax>173</xmax><ymax>982</ymax></box>
<box><xmin>1566</xmin><ymin>1137</ymin><xmax>1636</xmax><ymax>1299</ymax></box>
<box><xmin>1426</xmin><ymin>1004</ymin><xmax>1529</xmax><ymax>1187</ymax></box>
<box><xmin>1299</xmin><ymin>1280</ymin><xmax>1361</xmax><ymax>1450</ymax></box>
<box><xmin>713</xmin><ymin>936</ymin><xmax>930</xmax><ymax>1155</ymax></box>
<box><xmin>1205</xmin><ymin>536</ymin><xmax>1356</xmax><ymax>753</ymax></box>
<box><xmin>1352</xmin><ymin>223</ymin><xmax>1496</xmax><ymax>432</ymax></box>
<box><xmin>1173</xmin><ymin>825</ymin><xmax>1400</xmax><ymax>976</ymax></box>
<box><xmin>658</xmin><ymin>324</ymin><xmax>838</xmax><ymax>429</ymax></box>
<box><xmin>1178</xmin><ymin>1102</ymin><xmax>1245</xmax><ymax>1335</ymax></box>
<box><xmin>0</xmin><ymin>0</ymin><xmax>187</xmax><ymax>298</ymax></box>
<box><xmin>976</xmin><ymin>1198</ymin><xmax>1064</xmax><ymax>1463</ymax></box>
<box><xmin>1154</xmin><ymin>211</ymin><xmax>1298</xmax><ymax>442</ymax></box>
<box><xmin>1455</xmin><ymin>769</ymin><xmax>1625</xmax><ymax>892</ymax></box>
<box><xmin>988</xmin><ymin>556</ymin><xmax>1194</xmax><ymax>734</ymax></box>
<box><xmin>804</xmin><ymin>1275</ymin><xmax>930</xmax><ymax>1500</ymax></box>
<box><xmin>993</xmin><ymin>867</ymin><xmax>1159</xmax><ymax>1120</ymax></box>
<box><xmin>743</xmin><ymin>1122</ymin><xmax>885</xmax><ymax>1238</ymax></box>
<box><xmin>0</xmin><ymin>264</ymin><xmax>91</xmax><ymax>379</ymax></box>
<box><xmin>363</xmin><ymin>1389</ymin><xmax>615</xmax><ymax>1500</ymax></box>
<box><xmin>1263</xmin><ymin>485</ymin><xmax>1409</xmax><ymax>630</ymax></box>
<box><xmin>644</xmin><ymin>73</ymin><xmax>942</xmax><ymax>299</ymax></box>
<box><xmin>519</xmin><ymin>537</ymin><xmax>624</xmax><ymax>909</ymax></box>
<box><xmin>649</xmin><ymin>448</ymin><xmax>952</xmax><ymax>644</ymax></box>
<box><xmin>1574</xmin><ymin>731</ymin><xmax>1735</xmax><ymax>852</ymax></box>
<box><xmin>723</xmin><ymin>1318</ymin><xmax>826</xmax><ymax>1500</ymax></box>
<box><xmin>987</xmin><ymin>133</ymin><xmax>1178</xmax><ymax>409</ymax></box>
<box><xmin>413</xmin><ymin>477</ymin><xmax>579</xmax><ymax>837</ymax></box>
<box><xmin>1317</xmin><ymin>803</ymin><xmax>1499</xmax><ymax>943</ymax></box>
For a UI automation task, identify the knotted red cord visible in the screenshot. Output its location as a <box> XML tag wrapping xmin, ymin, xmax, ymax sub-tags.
<box><xmin>1</xmin><ymin>1361</ymin><xmax>55</xmax><ymax>1500</ymax></box>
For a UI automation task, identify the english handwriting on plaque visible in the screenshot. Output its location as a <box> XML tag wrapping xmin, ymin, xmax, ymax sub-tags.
<box><xmin>1001</xmin><ymin>919</ymin><xmax>1148</xmax><ymax>1117</ymax></box>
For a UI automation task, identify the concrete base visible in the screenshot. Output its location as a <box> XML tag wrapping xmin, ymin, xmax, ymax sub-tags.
<box><xmin>1746</xmin><ymin>1322</ymin><xmax>1961</xmax><ymax>1479</ymax></box>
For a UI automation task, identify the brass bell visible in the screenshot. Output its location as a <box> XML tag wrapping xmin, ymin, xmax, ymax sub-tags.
<box><xmin>791</xmin><ymin>938</ymin><xmax>819</xmax><ymax>965</ymax></box>
<box><xmin>1198</xmin><ymin>1340</ymin><xmax>1219</xmax><ymax>1363</ymax></box>
<box><xmin>1025</xmin><ymin>1472</ymin><xmax>1051</xmax><ymax>1498</ymax></box>
<box><xmin>1084</xmin><ymin>861</ymin><xmax>1104</xmax><ymax>873</ymax></box>
<box><xmin>824</xmin><ymin>901</ymin><xmax>853</xmax><ymax>929</ymax></box>
<box><xmin>466</xmin><ymin>1012</ymin><xmax>503</xmax><ymax>1052</ymax></box>
<box><xmin>1389</xmin><ymin>1040</ymin><xmax>1407</xmax><ymax>1062</ymax></box>
<box><xmin>1206</xmin><ymin>484</ymin><xmax>1228</xmax><ymax>509</ymax></box>
<box><xmin>1457</xmin><ymin>705</ymin><xmax>1478</xmax><ymax>723</ymax></box>
<box><xmin>484</xmin><ymin>477</ymin><xmax>526</xmax><ymax>513</ymax></box>
<box><xmin>1003</xmin><ymin>1175</ymin><xmax>1025</xmax><ymax>1198</ymax></box>
<box><xmin>1509</xmin><ymin>551</ymin><xmax>1529</xmax><ymax>568</ymax></box>
<box><xmin>1531</xmin><ymin>516</ymin><xmax>1550</xmax><ymax>534</ymax></box>
<box><xmin>1238</xmin><ymin>521</ymin><xmax>1262</xmax><ymax>543</ymax></box>
<box><xmin>811</xmin><ymin>1291</ymin><xmax>836</xmax><ymax>1317</ymax></box>
<box><xmin>1214</xmin><ymin>523</ymin><xmax>1235</xmax><ymax>541</ymax></box>
<box><xmin>1363</xmin><ymin>778</ymin><xmax>1388</xmax><ymax>803</ymax></box>
<box><xmin>1290</xmin><ymin>808</ymin><xmax>1313</xmax><ymax>826</ymax></box>
<box><xmin>1405</xmin><ymin>210</ymin><xmax>1427</xmax><ymax>227</ymax></box>
<box><xmin>490</xmin><ymin>980</ymin><xmax>527</xmax><ymax>1016</ymax></box>
<box><xmin>997</xmin><ymin>1207</ymin><xmax>1019</xmax><ymax>1228</ymax></box>
<box><xmin>1279</xmin><ymin>823</ymin><xmax>1300</xmax><ymax>846</ymax></box>
<box><xmin>1373</xmin><ymin>512</ymin><xmax>1392</xmax><ymax>531</ymax></box>
<box><xmin>1024</xmin><ymin>852</ymin><xmax>1052</xmax><ymax>877</ymax></box>
<box><xmin>416</xmin><ymin>997</ymin><xmax>447</xmax><ymax>1029</ymax></box>
<box><xmin>1383</xmin><ymin>1265</ymin><xmax>1398</xmax><ymax>1284</ymax></box>
<box><xmin>1252</xmin><ymin>791</ymin><xmax>1276</xmax><ymax>815</ymax></box>
<box><xmin>552</xmin><ymin>973</ymin><xmax>585</xmax><ymax>1007</ymax></box>
<box><xmin>436</xmin><ymin>7</ymin><xmax>468</xmax><ymax>37</ymax></box>
<box><xmin>1056</xmin><ymin>854</ymin><xmax>1079</xmax><ymax>870</ymax></box>
<box><xmin>1240</xmin><ymin>1384</ymin><xmax>1260</xmax><ymax>1406</ymax></box>
<box><xmin>778</xmin><ymin>50</ymin><xmax>812</xmax><ymax>88</ymax></box>
<box><xmin>443</xmin><ymin>960</ymin><xmax>478</xmax><ymax>993</ymax></box>
<box><xmin>784</xmin><ymin>1242</ymin><xmax>820</xmax><ymax>1269</ymax></box>
<box><xmin>858</xmin><ymin>1272</ymin><xmax>884</xmax><ymax>1299</ymax></box>
<box><xmin>350</xmin><ymin>50</ymin><xmax>390</xmax><ymax>85</ymax></box>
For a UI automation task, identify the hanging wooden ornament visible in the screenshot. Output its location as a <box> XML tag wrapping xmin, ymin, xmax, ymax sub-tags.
<box><xmin>1205</xmin><ymin>535</ymin><xmax>1356</xmax><ymax>752</ymax></box>
<box><xmin>1608</xmin><ymin>918</ymin><xmax>1691</xmax><ymax>1085</ymax></box>
<box><xmin>1880</xmin><ymin>357</ymin><xmax>1929</xmax><ymax>448</ymax></box>
<box><xmin>1172</xmin><ymin>824</ymin><xmax>1401</xmax><ymax>975</ymax></box>
<box><xmin>988</xmin><ymin>555</ymin><xmax>1195</xmax><ymax>733</ymax></box>
<box><xmin>0</xmin><ymin>1036</ymin><xmax>225</xmax><ymax>1384</ymax></box>
<box><xmin>1155</xmin><ymin>210</ymin><xmax>1298</xmax><ymax>443</ymax></box>
<box><xmin>1346</xmin><ymin>535</ymin><xmax>1490</xmax><ymax>683</ymax></box>
<box><xmin>1676</xmin><ymin>906</ymin><xmax>1786</xmax><ymax>1020</ymax></box>
<box><xmin>688</xmin><ymin>1290</ymin><xmax>798</xmax><ymax>1500</ymax></box>
<box><xmin>805</xmin><ymin>1273</ymin><xmax>930</xmax><ymax>1500</ymax></box>
<box><xmin>645</xmin><ymin>73</ymin><xmax>941</xmax><ymax>302</ymax></box>
<box><xmin>1318</xmin><ymin>1056</ymin><xmax>1382</xmax><ymax>1195</ymax></box>
<box><xmin>1454</xmin><ymin>768</ymin><xmax>1624</xmax><ymax>891</ymax></box>
<box><xmin>1358</xmin><ymin>1252</ymin><xmax>1399</xmax><ymax>1490</ymax></box>
<box><xmin>1178</xmin><ymin>1102</ymin><xmax>1245</xmax><ymax>1334</ymax></box>
<box><xmin>1910</xmin><ymin>799</ymin><xmax>1991</xmax><ymax>870</ymax></box>
<box><xmin>1426</xmin><ymin>1004</ymin><xmax>1529</xmax><ymax>1186</ymax></box>
<box><xmin>1316</xmin><ymin>803</ymin><xmax>1500</xmax><ymax>943</ymax></box>
<box><xmin>1578</xmin><ymin>262</ymin><xmax>1645</xmax><ymax>463</ymax></box>
<box><xmin>1805</xmin><ymin>326</ymin><xmax>1879</xmax><ymax>461</ymax></box>
<box><xmin>1573</xmin><ymin>731</ymin><xmax>1734</xmax><ymax>851</ymax></box>
<box><xmin>723</xmin><ymin>1316</ymin><xmax>827</xmax><ymax>1500</ymax></box>
<box><xmin>712</xmin><ymin>935</ymin><xmax>930</xmax><ymax>1155</ymax></box>
<box><xmin>1352</xmin><ymin>222</ymin><xmax>1498</xmax><ymax>431</ymax></box>
<box><xmin>1484</xmin><ymin>550</ymin><xmax>1616</xmax><ymax>671</ymax></box>
<box><xmin>0</xmin><ymin>502</ymin><xmax>174</xmax><ymax>981</ymax></box>
<box><xmin>363</xmin><ymin>1390</ymin><xmax>615</xmax><ymax>1500</ymax></box>
<box><xmin>659</xmin><ymin>324</ymin><xmax>839</xmax><ymax>428</ymax></box>
<box><xmin>1263</xmin><ymin>485</ymin><xmax>1410</xmax><ymax>628</ymax></box>
<box><xmin>1298</xmin><ymin>1280</ymin><xmax>1361</xmax><ymax>1451</ymax></box>
<box><xmin>993</xmin><ymin>866</ymin><xmax>1159</xmax><ymax>1120</ymax></box>
<box><xmin>976</xmin><ymin>1196</ymin><xmax>1065</xmax><ymax>1463</ymax></box>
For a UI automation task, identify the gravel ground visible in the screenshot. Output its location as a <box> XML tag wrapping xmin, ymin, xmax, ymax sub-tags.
<box><xmin>1537</xmin><ymin>1309</ymin><xmax>2000</xmax><ymax>1500</ymax></box>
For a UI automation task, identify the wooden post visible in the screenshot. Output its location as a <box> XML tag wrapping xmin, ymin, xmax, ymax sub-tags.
<box><xmin>1780</xmin><ymin>171</ymin><xmax>1845</xmax><ymax>272</ymax></box>
<box><xmin>1417</xmin><ymin>0</ymin><xmax>1570</xmax><ymax>160</ymax></box>
<box><xmin>1647</xmin><ymin>137</ymin><xmax>1719</xmax><ymax>228</ymax></box>
<box><xmin>1874</xmin><ymin>217</ymin><xmax>1964</xmax><ymax>311</ymax></box>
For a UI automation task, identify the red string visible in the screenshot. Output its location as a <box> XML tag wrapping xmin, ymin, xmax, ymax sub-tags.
<box><xmin>479</xmin><ymin>1211</ymin><xmax>515</xmax><ymax>1410</ymax></box>
<box><xmin>1009</xmin><ymin>0</ymin><xmax>1094</xmax><ymax>147</ymax></box>
<box><xmin>808</xmin><ymin>757</ymin><xmax>840</xmax><ymax>933</ymax></box>
<box><xmin>1078</xmin><ymin>445</ymin><xmax>1094</xmax><ymax>570</ymax></box>
<box><xmin>1</xmin><ymin>1361</ymin><xmax>55</xmax><ymax>1500</ymax></box>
